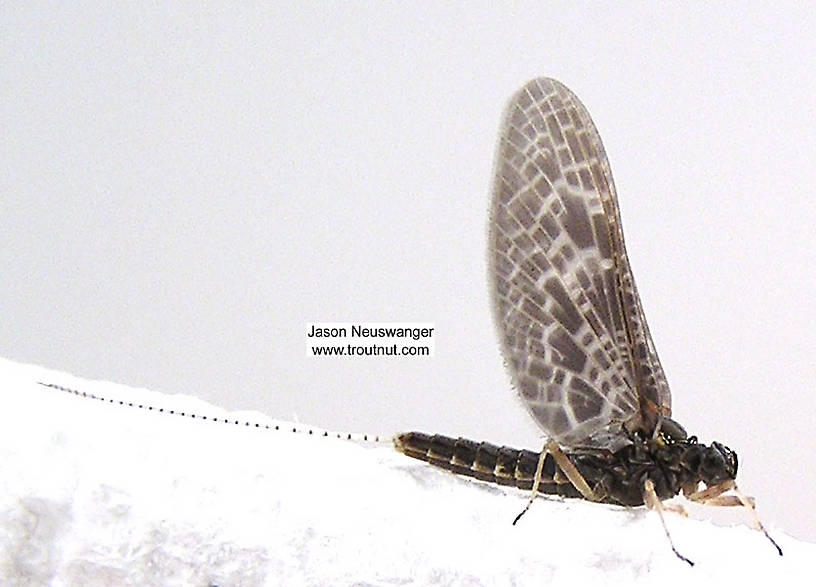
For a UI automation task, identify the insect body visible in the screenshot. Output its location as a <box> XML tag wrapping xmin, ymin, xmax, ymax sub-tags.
<box><xmin>395</xmin><ymin>420</ymin><xmax>736</xmax><ymax>508</ymax></box>
<box><xmin>395</xmin><ymin>77</ymin><xmax>780</xmax><ymax>564</ymax></box>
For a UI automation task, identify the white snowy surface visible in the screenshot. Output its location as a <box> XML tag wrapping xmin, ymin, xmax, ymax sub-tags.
<box><xmin>0</xmin><ymin>357</ymin><xmax>811</xmax><ymax>586</ymax></box>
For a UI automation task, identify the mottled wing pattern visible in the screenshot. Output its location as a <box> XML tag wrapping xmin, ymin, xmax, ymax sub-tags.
<box><xmin>488</xmin><ymin>77</ymin><xmax>671</xmax><ymax>450</ymax></box>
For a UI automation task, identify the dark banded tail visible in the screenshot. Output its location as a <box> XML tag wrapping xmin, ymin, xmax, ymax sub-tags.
<box><xmin>394</xmin><ymin>431</ymin><xmax>583</xmax><ymax>499</ymax></box>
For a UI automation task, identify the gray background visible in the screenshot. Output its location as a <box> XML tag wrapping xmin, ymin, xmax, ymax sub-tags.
<box><xmin>2</xmin><ymin>3</ymin><xmax>814</xmax><ymax>542</ymax></box>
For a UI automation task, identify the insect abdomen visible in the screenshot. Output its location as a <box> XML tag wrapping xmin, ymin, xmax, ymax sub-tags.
<box><xmin>394</xmin><ymin>432</ymin><xmax>582</xmax><ymax>498</ymax></box>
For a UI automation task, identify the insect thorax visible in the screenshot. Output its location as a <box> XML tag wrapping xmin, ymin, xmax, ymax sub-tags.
<box><xmin>572</xmin><ymin>419</ymin><xmax>739</xmax><ymax>506</ymax></box>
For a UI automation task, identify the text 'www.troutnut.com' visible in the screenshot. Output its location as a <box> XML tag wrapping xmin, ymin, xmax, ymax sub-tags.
<box><xmin>306</xmin><ymin>322</ymin><xmax>435</xmax><ymax>357</ymax></box>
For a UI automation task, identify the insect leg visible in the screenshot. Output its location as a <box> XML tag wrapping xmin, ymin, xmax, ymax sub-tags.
<box><xmin>643</xmin><ymin>478</ymin><xmax>694</xmax><ymax>566</ymax></box>
<box><xmin>512</xmin><ymin>439</ymin><xmax>598</xmax><ymax>525</ymax></box>
<box><xmin>662</xmin><ymin>502</ymin><xmax>689</xmax><ymax>517</ymax></box>
<box><xmin>685</xmin><ymin>481</ymin><xmax>751</xmax><ymax>507</ymax></box>
<box><xmin>690</xmin><ymin>495</ymin><xmax>745</xmax><ymax>507</ymax></box>
<box><xmin>684</xmin><ymin>481</ymin><xmax>781</xmax><ymax>555</ymax></box>
<box><xmin>684</xmin><ymin>479</ymin><xmax>734</xmax><ymax>502</ymax></box>
<box><xmin>731</xmin><ymin>485</ymin><xmax>783</xmax><ymax>556</ymax></box>
<box><xmin>544</xmin><ymin>440</ymin><xmax>598</xmax><ymax>501</ymax></box>
<box><xmin>512</xmin><ymin>440</ymin><xmax>549</xmax><ymax>525</ymax></box>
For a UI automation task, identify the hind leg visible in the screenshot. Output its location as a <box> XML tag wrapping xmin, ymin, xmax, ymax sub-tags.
<box><xmin>512</xmin><ymin>439</ymin><xmax>600</xmax><ymax>525</ymax></box>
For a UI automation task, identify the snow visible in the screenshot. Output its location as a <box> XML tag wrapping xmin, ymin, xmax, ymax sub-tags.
<box><xmin>0</xmin><ymin>357</ymin><xmax>811</xmax><ymax>586</ymax></box>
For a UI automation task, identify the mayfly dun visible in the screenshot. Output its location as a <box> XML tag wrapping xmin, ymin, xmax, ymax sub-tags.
<box><xmin>394</xmin><ymin>77</ymin><xmax>782</xmax><ymax>565</ymax></box>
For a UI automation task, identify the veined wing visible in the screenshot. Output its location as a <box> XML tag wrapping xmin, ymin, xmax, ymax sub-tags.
<box><xmin>488</xmin><ymin>77</ymin><xmax>671</xmax><ymax>450</ymax></box>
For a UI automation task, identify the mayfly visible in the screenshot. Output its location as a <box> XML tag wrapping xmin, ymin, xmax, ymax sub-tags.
<box><xmin>394</xmin><ymin>77</ymin><xmax>782</xmax><ymax>565</ymax></box>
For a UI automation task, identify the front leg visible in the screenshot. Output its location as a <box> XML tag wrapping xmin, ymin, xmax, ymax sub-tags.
<box><xmin>685</xmin><ymin>480</ymin><xmax>756</xmax><ymax>507</ymax></box>
<box><xmin>685</xmin><ymin>481</ymin><xmax>781</xmax><ymax>556</ymax></box>
<box><xmin>685</xmin><ymin>479</ymin><xmax>734</xmax><ymax>502</ymax></box>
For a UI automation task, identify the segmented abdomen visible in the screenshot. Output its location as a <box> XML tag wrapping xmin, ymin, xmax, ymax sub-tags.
<box><xmin>394</xmin><ymin>431</ymin><xmax>583</xmax><ymax>499</ymax></box>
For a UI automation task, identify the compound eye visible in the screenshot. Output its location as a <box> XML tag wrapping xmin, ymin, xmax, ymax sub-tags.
<box><xmin>700</xmin><ymin>444</ymin><xmax>738</xmax><ymax>484</ymax></box>
<box><xmin>712</xmin><ymin>441</ymin><xmax>738</xmax><ymax>477</ymax></box>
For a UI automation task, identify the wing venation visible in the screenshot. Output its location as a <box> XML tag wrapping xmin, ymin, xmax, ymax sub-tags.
<box><xmin>488</xmin><ymin>77</ymin><xmax>671</xmax><ymax>450</ymax></box>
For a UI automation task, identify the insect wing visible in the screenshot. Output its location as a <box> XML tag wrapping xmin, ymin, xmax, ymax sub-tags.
<box><xmin>488</xmin><ymin>77</ymin><xmax>671</xmax><ymax>449</ymax></box>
